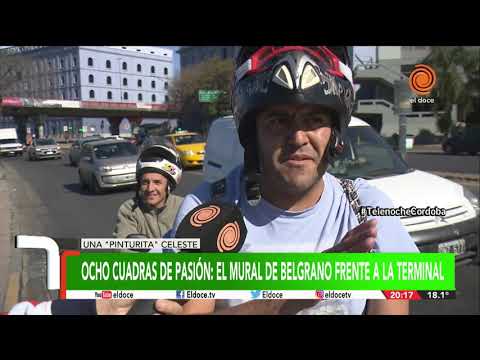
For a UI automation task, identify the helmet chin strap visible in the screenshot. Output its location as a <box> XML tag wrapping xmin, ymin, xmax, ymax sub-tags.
<box><xmin>326</xmin><ymin>128</ymin><xmax>344</xmax><ymax>166</ymax></box>
<box><xmin>243</xmin><ymin>132</ymin><xmax>262</xmax><ymax>207</ymax></box>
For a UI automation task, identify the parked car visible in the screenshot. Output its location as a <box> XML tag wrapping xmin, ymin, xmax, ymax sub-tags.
<box><xmin>68</xmin><ymin>136</ymin><xmax>103</xmax><ymax>166</ymax></box>
<box><xmin>27</xmin><ymin>138</ymin><xmax>62</xmax><ymax>160</ymax></box>
<box><xmin>165</xmin><ymin>130</ymin><xmax>206</xmax><ymax>168</ymax></box>
<box><xmin>442</xmin><ymin>126</ymin><xmax>480</xmax><ymax>155</ymax></box>
<box><xmin>78</xmin><ymin>139</ymin><xmax>138</xmax><ymax>194</ymax></box>
<box><xmin>204</xmin><ymin>115</ymin><xmax>479</xmax><ymax>266</ymax></box>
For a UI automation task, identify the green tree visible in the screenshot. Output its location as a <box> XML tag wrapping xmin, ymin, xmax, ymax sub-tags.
<box><xmin>423</xmin><ymin>46</ymin><xmax>480</xmax><ymax>134</ymax></box>
<box><xmin>169</xmin><ymin>57</ymin><xmax>234</xmax><ymax>134</ymax></box>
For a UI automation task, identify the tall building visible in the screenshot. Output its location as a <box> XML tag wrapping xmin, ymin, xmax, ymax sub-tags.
<box><xmin>2</xmin><ymin>46</ymin><xmax>173</xmax><ymax>137</ymax></box>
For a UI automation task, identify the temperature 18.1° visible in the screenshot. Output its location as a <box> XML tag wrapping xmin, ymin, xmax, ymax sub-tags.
<box><xmin>418</xmin><ymin>291</ymin><xmax>456</xmax><ymax>300</ymax></box>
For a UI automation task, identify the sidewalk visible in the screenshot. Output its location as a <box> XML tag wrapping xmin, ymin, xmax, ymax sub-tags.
<box><xmin>0</xmin><ymin>159</ymin><xmax>59</xmax><ymax>312</ymax></box>
<box><xmin>0</xmin><ymin>161</ymin><xmax>19</xmax><ymax>312</ymax></box>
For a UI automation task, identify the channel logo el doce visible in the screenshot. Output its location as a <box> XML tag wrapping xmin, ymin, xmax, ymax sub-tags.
<box><xmin>409</xmin><ymin>64</ymin><xmax>437</xmax><ymax>96</ymax></box>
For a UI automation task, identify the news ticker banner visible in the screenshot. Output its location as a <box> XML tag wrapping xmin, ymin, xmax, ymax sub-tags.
<box><xmin>70</xmin><ymin>290</ymin><xmax>456</xmax><ymax>301</ymax></box>
<box><xmin>60</xmin><ymin>252</ymin><xmax>455</xmax><ymax>299</ymax></box>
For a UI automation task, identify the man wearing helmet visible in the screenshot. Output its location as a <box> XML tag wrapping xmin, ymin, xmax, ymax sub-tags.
<box><xmin>152</xmin><ymin>46</ymin><xmax>419</xmax><ymax>315</ymax></box>
<box><xmin>113</xmin><ymin>145</ymin><xmax>184</xmax><ymax>239</ymax></box>
<box><xmin>111</xmin><ymin>145</ymin><xmax>215</xmax><ymax>314</ymax></box>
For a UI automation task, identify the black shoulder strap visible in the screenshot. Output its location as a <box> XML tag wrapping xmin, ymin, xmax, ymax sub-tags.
<box><xmin>339</xmin><ymin>178</ymin><xmax>367</xmax><ymax>225</ymax></box>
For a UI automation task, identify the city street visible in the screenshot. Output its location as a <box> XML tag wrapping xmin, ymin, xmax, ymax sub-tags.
<box><xmin>0</xmin><ymin>152</ymin><xmax>478</xmax><ymax>314</ymax></box>
<box><xmin>1</xmin><ymin>153</ymin><xmax>203</xmax><ymax>242</ymax></box>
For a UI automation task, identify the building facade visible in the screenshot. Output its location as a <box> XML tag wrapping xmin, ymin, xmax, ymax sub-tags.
<box><xmin>353</xmin><ymin>46</ymin><xmax>438</xmax><ymax>139</ymax></box>
<box><xmin>2</xmin><ymin>46</ymin><xmax>173</xmax><ymax>137</ymax></box>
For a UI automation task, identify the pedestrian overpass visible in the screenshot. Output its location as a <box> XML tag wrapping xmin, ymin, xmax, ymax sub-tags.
<box><xmin>0</xmin><ymin>96</ymin><xmax>180</xmax><ymax>142</ymax></box>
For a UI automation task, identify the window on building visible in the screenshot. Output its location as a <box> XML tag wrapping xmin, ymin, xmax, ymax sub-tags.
<box><xmin>164</xmin><ymin>95</ymin><xmax>169</xmax><ymax>103</ymax></box>
<box><xmin>138</xmin><ymin>93</ymin><xmax>143</xmax><ymax>101</ymax></box>
<box><xmin>138</xmin><ymin>79</ymin><xmax>142</xmax><ymax>88</ymax></box>
<box><xmin>152</xmin><ymin>94</ymin><xmax>156</xmax><ymax>102</ymax></box>
<box><xmin>48</xmin><ymin>60</ymin><xmax>52</xmax><ymax>70</ymax></box>
<box><xmin>164</xmin><ymin>67</ymin><xmax>168</xmax><ymax>75</ymax></box>
<box><xmin>123</xmin><ymin>92</ymin><xmax>128</xmax><ymax>100</ymax></box>
<box><xmin>222</xmin><ymin>47</ymin><xmax>227</xmax><ymax>59</ymax></box>
<box><xmin>151</xmin><ymin>80</ymin><xmax>156</xmax><ymax>89</ymax></box>
<box><xmin>88</xmin><ymin>57</ymin><xmax>93</xmax><ymax>66</ymax></box>
<box><xmin>89</xmin><ymin>90</ymin><xmax>95</xmax><ymax>98</ymax></box>
<box><xmin>164</xmin><ymin>81</ymin><xmax>168</xmax><ymax>90</ymax></box>
<box><xmin>75</xmin><ymin>89</ymin><xmax>79</xmax><ymax>99</ymax></box>
<box><xmin>123</xmin><ymin>78</ymin><xmax>128</xmax><ymax>86</ymax></box>
<box><xmin>73</xmin><ymin>57</ymin><xmax>77</xmax><ymax>67</ymax></box>
<box><xmin>73</xmin><ymin>74</ymin><xmax>78</xmax><ymax>84</ymax></box>
<box><xmin>62</xmin><ymin>91</ymin><xmax>66</xmax><ymax>100</ymax></box>
<box><xmin>106</xmin><ymin>60</ymin><xmax>111</xmax><ymax>69</ymax></box>
<box><xmin>61</xmin><ymin>76</ymin><xmax>65</xmax><ymax>86</ymax></box>
<box><xmin>60</xmin><ymin>58</ymin><xmax>65</xmax><ymax>69</ymax></box>
<box><xmin>122</xmin><ymin>62</ymin><xmax>127</xmax><ymax>70</ymax></box>
<box><xmin>107</xmin><ymin>91</ymin><xmax>112</xmax><ymax>100</ymax></box>
<box><xmin>89</xmin><ymin>74</ymin><xmax>94</xmax><ymax>83</ymax></box>
<box><xmin>48</xmin><ymin>80</ymin><xmax>52</xmax><ymax>88</ymax></box>
<box><xmin>151</xmin><ymin>66</ymin><xmax>155</xmax><ymax>73</ymax></box>
<box><xmin>137</xmin><ymin>64</ymin><xmax>142</xmax><ymax>72</ymax></box>
<box><xmin>107</xmin><ymin>76</ymin><xmax>112</xmax><ymax>85</ymax></box>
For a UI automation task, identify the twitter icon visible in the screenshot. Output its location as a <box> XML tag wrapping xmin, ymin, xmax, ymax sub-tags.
<box><xmin>251</xmin><ymin>290</ymin><xmax>261</xmax><ymax>299</ymax></box>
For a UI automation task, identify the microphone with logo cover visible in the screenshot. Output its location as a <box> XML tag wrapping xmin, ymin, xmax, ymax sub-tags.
<box><xmin>127</xmin><ymin>201</ymin><xmax>247</xmax><ymax>315</ymax></box>
<box><xmin>177</xmin><ymin>201</ymin><xmax>247</xmax><ymax>253</ymax></box>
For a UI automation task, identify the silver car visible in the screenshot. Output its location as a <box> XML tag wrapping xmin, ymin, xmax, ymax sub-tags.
<box><xmin>27</xmin><ymin>138</ymin><xmax>62</xmax><ymax>160</ymax></box>
<box><xmin>78</xmin><ymin>139</ymin><xmax>138</xmax><ymax>194</ymax></box>
<box><xmin>68</xmin><ymin>136</ymin><xmax>103</xmax><ymax>166</ymax></box>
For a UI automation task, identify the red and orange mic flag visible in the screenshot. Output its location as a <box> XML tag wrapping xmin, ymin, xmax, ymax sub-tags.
<box><xmin>176</xmin><ymin>201</ymin><xmax>247</xmax><ymax>253</ymax></box>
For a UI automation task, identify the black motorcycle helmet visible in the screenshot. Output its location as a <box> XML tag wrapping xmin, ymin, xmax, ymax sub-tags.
<box><xmin>231</xmin><ymin>46</ymin><xmax>355</xmax><ymax>203</ymax></box>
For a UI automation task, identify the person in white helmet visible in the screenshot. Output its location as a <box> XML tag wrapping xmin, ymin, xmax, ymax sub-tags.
<box><xmin>113</xmin><ymin>145</ymin><xmax>184</xmax><ymax>239</ymax></box>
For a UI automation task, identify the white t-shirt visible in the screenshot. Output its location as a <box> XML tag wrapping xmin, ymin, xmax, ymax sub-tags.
<box><xmin>170</xmin><ymin>166</ymin><xmax>419</xmax><ymax>315</ymax></box>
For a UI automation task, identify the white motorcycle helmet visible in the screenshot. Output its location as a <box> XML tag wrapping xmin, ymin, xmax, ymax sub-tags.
<box><xmin>136</xmin><ymin>145</ymin><xmax>183</xmax><ymax>191</ymax></box>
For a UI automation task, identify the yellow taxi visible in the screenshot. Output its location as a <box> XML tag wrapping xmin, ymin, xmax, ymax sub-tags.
<box><xmin>165</xmin><ymin>130</ymin><xmax>206</xmax><ymax>168</ymax></box>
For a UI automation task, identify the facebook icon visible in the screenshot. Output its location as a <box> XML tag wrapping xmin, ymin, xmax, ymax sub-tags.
<box><xmin>176</xmin><ymin>290</ymin><xmax>185</xmax><ymax>299</ymax></box>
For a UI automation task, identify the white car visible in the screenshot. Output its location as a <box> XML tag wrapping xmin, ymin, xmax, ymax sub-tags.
<box><xmin>204</xmin><ymin>115</ymin><xmax>479</xmax><ymax>266</ymax></box>
<box><xmin>0</xmin><ymin>128</ymin><xmax>23</xmax><ymax>157</ymax></box>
